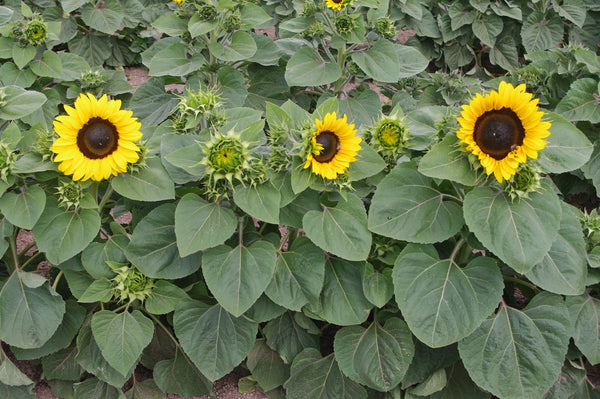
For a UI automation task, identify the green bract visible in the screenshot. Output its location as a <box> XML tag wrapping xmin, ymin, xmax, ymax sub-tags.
<box><xmin>0</xmin><ymin>0</ymin><xmax>599</xmax><ymax>398</ymax></box>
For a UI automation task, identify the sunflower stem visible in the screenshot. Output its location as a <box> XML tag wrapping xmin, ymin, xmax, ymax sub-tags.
<box><xmin>145</xmin><ymin>311</ymin><xmax>181</xmax><ymax>349</ymax></box>
<box><xmin>449</xmin><ymin>238</ymin><xmax>466</xmax><ymax>264</ymax></box>
<box><xmin>238</xmin><ymin>216</ymin><xmax>245</xmax><ymax>246</ymax></box>
<box><xmin>502</xmin><ymin>275</ymin><xmax>540</xmax><ymax>293</ymax></box>
<box><xmin>20</xmin><ymin>251</ymin><xmax>43</xmax><ymax>271</ymax></box>
<box><xmin>97</xmin><ymin>184</ymin><xmax>114</xmax><ymax>214</ymax></box>
<box><xmin>52</xmin><ymin>270</ymin><xmax>63</xmax><ymax>291</ymax></box>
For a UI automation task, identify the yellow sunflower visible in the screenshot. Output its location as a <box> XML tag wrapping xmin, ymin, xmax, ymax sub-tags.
<box><xmin>51</xmin><ymin>93</ymin><xmax>142</xmax><ymax>182</ymax></box>
<box><xmin>304</xmin><ymin>112</ymin><xmax>361</xmax><ymax>180</ymax></box>
<box><xmin>326</xmin><ymin>0</ymin><xmax>345</xmax><ymax>11</ymax></box>
<box><xmin>456</xmin><ymin>81</ymin><xmax>551</xmax><ymax>183</ymax></box>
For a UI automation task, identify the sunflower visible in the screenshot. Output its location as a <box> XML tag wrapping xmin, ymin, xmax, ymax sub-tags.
<box><xmin>51</xmin><ymin>93</ymin><xmax>142</xmax><ymax>182</ymax></box>
<box><xmin>326</xmin><ymin>0</ymin><xmax>345</xmax><ymax>11</ymax></box>
<box><xmin>456</xmin><ymin>81</ymin><xmax>551</xmax><ymax>183</ymax></box>
<box><xmin>304</xmin><ymin>112</ymin><xmax>361</xmax><ymax>180</ymax></box>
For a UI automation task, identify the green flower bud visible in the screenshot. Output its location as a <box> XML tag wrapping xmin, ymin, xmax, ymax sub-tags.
<box><xmin>23</xmin><ymin>18</ymin><xmax>48</xmax><ymax>46</ymax></box>
<box><xmin>56</xmin><ymin>179</ymin><xmax>84</xmax><ymax>210</ymax></box>
<box><xmin>79</xmin><ymin>70</ymin><xmax>105</xmax><ymax>90</ymax></box>
<box><xmin>504</xmin><ymin>163</ymin><xmax>543</xmax><ymax>201</ymax></box>
<box><xmin>365</xmin><ymin>108</ymin><xmax>409</xmax><ymax>168</ymax></box>
<box><xmin>223</xmin><ymin>10</ymin><xmax>241</xmax><ymax>32</ymax></box>
<box><xmin>0</xmin><ymin>143</ymin><xmax>17</xmax><ymax>184</ymax></box>
<box><xmin>334</xmin><ymin>15</ymin><xmax>356</xmax><ymax>35</ymax></box>
<box><xmin>197</xmin><ymin>4</ymin><xmax>219</xmax><ymax>21</ymax></box>
<box><xmin>33</xmin><ymin>127</ymin><xmax>57</xmax><ymax>161</ymax></box>
<box><xmin>580</xmin><ymin>209</ymin><xmax>600</xmax><ymax>238</ymax></box>
<box><xmin>109</xmin><ymin>262</ymin><xmax>155</xmax><ymax>304</ymax></box>
<box><xmin>375</xmin><ymin>17</ymin><xmax>396</xmax><ymax>39</ymax></box>
<box><xmin>302</xmin><ymin>21</ymin><xmax>326</xmax><ymax>40</ymax></box>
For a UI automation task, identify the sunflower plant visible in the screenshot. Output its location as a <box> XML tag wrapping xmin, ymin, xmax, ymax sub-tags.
<box><xmin>1</xmin><ymin>1</ymin><xmax>600</xmax><ymax>399</ymax></box>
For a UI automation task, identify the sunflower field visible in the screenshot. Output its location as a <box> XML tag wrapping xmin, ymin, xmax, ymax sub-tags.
<box><xmin>0</xmin><ymin>0</ymin><xmax>600</xmax><ymax>398</ymax></box>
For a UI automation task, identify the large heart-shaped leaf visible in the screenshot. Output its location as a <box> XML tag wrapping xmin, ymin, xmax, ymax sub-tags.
<box><xmin>368</xmin><ymin>162</ymin><xmax>464</xmax><ymax>243</ymax></box>
<box><xmin>263</xmin><ymin>312</ymin><xmax>319</xmax><ymax>364</ymax></box>
<box><xmin>33</xmin><ymin>197</ymin><xmax>100</xmax><ymax>265</ymax></box>
<box><xmin>334</xmin><ymin>318</ymin><xmax>414</xmax><ymax>392</ymax></box>
<box><xmin>174</xmin><ymin>300</ymin><xmax>258</xmax><ymax>381</ymax></box>
<box><xmin>0</xmin><ymin>272</ymin><xmax>65</xmax><ymax>349</ymax></box>
<box><xmin>463</xmin><ymin>182</ymin><xmax>561</xmax><ymax>273</ymax></box>
<box><xmin>393</xmin><ymin>244</ymin><xmax>503</xmax><ymax>347</ymax></box>
<box><xmin>233</xmin><ymin>182</ymin><xmax>281</xmax><ymax>224</ymax></box>
<box><xmin>174</xmin><ymin>193</ymin><xmax>237</xmax><ymax>257</ymax></box>
<box><xmin>126</xmin><ymin>203</ymin><xmax>201</xmax><ymax>279</ymax></box>
<box><xmin>284</xmin><ymin>349</ymin><xmax>367</xmax><ymax>399</ymax></box>
<box><xmin>111</xmin><ymin>157</ymin><xmax>175</xmax><ymax>202</ymax></box>
<box><xmin>0</xmin><ymin>185</ymin><xmax>45</xmax><ymax>230</ymax></box>
<box><xmin>247</xmin><ymin>339</ymin><xmax>290</xmax><ymax>392</ymax></box>
<box><xmin>525</xmin><ymin>202</ymin><xmax>587</xmax><ymax>295</ymax></box>
<box><xmin>153</xmin><ymin>348</ymin><xmax>212</xmax><ymax>397</ymax></box>
<box><xmin>91</xmin><ymin>310</ymin><xmax>154</xmax><ymax>377</ymax></box>
<box><xmin>285</xmin><ymin>47</ymin><xmax>342</xmax><ymax>87</ymax></box>
<box><xmin>208</xmin><ymin>31</ymin><xmax>257</xmax><ymax>62</ymax></box>
<box><xmin>303</xmin><ymin>193</ymin><xmax>371</xmax><ymax>261</ymax></box>
<box><xmin>459</xmin><ymin>292</ymin><xmax>570</xmax><ymax>399</ymax></box>
<box><xmin>202</xmin><ymin>241</ymin><xmax>277</xmax><ymax>317</ymax></box>
<box><xmin>351</xmin><ymin>39</ymin><xmax>400</xmax><ymax>83</ymax></box>
<box><xmin>265</xmin><ymin>237</ymin><xmax>325</xmax><ymax>311</ymax></box>
<box><xmin>566</xmin><ymin>294</ymin><xmax>600</xmax><ymax>364</ymax></box>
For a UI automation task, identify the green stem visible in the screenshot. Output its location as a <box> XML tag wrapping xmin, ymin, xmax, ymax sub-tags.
<box><xmin>277</xmin><ymin>230</ymin><xmax>291</xmax><ymax>253</ymax></box>
<box><xmin>52</xmin><ymin>270</ymin><xmax>63</xmax><ymax>291</ymax></box>
<box><xmin>20</xmin><ymin>252</ymin><xmax>43</xmax><ymax>271</ymax></box>
<box><xmin>97</xmin><ymin>184</ymin><xmax>114</xmax><ymax>214</ymax></box>
<box><xmin>502</xmin><ymin>275</ymin><xmax>540</xmax><ymax>292</ymax></box>
<box><xmin>449</xmin><ymin>238</ymin><xmax>466</xmax><ymax>263</ymax></box>
<box><xmin>238</xmin><ymin>216</ymin><xmax>245</xmax><ymax>246</ymax></box>
<box><xmin>146</xmin><ymin>311</ymin><xmax>181</xmax><ymax>348</ymax></box>
<box><xmin>18</xmin><ymin>241</ymin><xmax>36</xmax><ymax>258</ymax></box>
<box><xmin>8</xmin><ymin>233</ymin><xmax>19</xmax><ymax>273</ymax></box>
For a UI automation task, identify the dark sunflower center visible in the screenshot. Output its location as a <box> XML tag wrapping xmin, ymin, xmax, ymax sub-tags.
<box><xmin>314</xmin><ymin>131</ymin><xmax>340</xmax><ymax>163</ymax></box>
<box><xmin>77</xmin><ymin>117</ymin><xmax>119</xmax><ymax>159</ymax></box>
<box><xmin>332</xmin><ymin>0</ymin><xmax>343</xmax><ymax>3</ymax></box>
<box><xmin>473</xmin><ymin>107</ymin><xmax>525</xmax><ymax>160</ymax></box>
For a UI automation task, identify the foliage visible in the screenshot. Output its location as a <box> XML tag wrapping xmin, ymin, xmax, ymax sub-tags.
<box><xmin>0</xmin><ymin>0</ymin><xmax>599</xmax><ymax>398</ymax></box>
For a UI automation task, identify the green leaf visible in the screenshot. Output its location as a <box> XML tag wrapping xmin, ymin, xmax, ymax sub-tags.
<box><xmin>163</xmin><ymin>141</ymin><xmax>206</xmax><ymax>180</ymax></box>
<box><xmin>303</xmin><ymin>193</ymin><xmax>371</xmax><ymax>261</ymax></box>
<box><xmin>489</xmin><ymin>35</ymin><xmax>519</xmax><ymax>71</ymax></box>
<box><xmin>463</xmin><ymin>182</ymin><xmax>561</xmax><ymax>273</ymax></box>
<box><xmin>233</xmin><ymin>182</ymin><xmax>281</xmax><ymax>224</ymax></box>
<box><xmin>188</xmin><ymin>15</ymin><xmax>218</xmax><ymax>38</ymax></box>
<box><xmin>208</xmin><ymin>31</ymin><xmax>257</xmax><ymax>62</ymax></box>
<box><xmin>458</xmin><ymin>292</ymin><xmax>571</xmax><ymax>399</ymax></box>
<box><xmin>12</xmin><ymin>46</ymin><xmax>36</xmax><ymax>70</ymax></box>
<box><xmin>174</xmin><ymin>300</ymin><xmax>258</xmax><ymax>381</ymax></box>
<box><xmin>0</xmin><ymin>63</ymin><xmax>36</xmax><ymax>88</ymax></box>
<box><xmin>174</xmin><ymin>194</ymin><xmax>236</xmax><ymax>256</ymax></box>
<box><xmin>144</xmin><ymin>280</ymin><xmax>189</xmax><ymax>315</ymax></box>
<box><xmin>29</xmin><ymin>50</ymin><xmax>62</xmax><ymax>79</ymax></box>
<box><xmin>521</xmin><ymin>11</ymin><xmax>563</xmax><ymax>53</ymax></box>
<box><xmin>78</xmin><ymin>279</ymin><xmax>114</xmax><ymax>303</ymax></box>
<box><xmin>582</xmin><ymin>143</ymin><xmax>600</xmax><ymax>195</ymax></box>
<box><xmin>247</xmin><ymin>339</ymin><xmax>289</xmax><ymax>392</ymax></box>
<box><xmin>351</xmin><ymin>39</ymin><xmax>400</xmax><ymax>83</ymax></box>
<box><xmin>73</xmin><ymin>378</ymin><xmax>123</xmax><ymax>399</ymax></box>
<box><xmin>0</xmin><ymin>185</ymin><xmax>45</xmax><ymax>229</ymax></box>
<box><xmin>81</xmin><ymin>235</ymin><xmax>129</xmax><ymax>279</ymax></box>
<box><xmin>368</xmin><ymin>162</ymin><xmax>464</xmax><ymax>243</ymax></box>
<box><xmin>525</xmin><ymin>203</ymin><xmax>587</xmax><ymax>295</ymax></box>
<box><xmin>566</xmin><ymin>294</ymin><xmax>600</xmax><ymax>364</ymax></box>
<box><xmin>111</xmin><ymin>157</ymin><xmax>175</xmax><ymax>202</ymax></box>
<box><xmin>153</xmin><ymin>348</ymin><xmax>212</xmax><ymax>397</ymax></box>
<box><xmin>80</xmin><ymin>0</ymin><xmax>123</xmax><ymax>34</ymax></box>
<box><xmin>264</xmin><ymin>236</ymin><xmax>325</xmax><ymax>311</ymax></box>
<box><xmin>263</xmin><ymin>312</ymin><xmax>319</xmax><ymax>364</ymax></box>
<box><xmin>346</xmin><ymin>139</ymin><xmax>386</xmax><ymax>181</ymax></box>
<box><xmin>285</xmin><ymin>47</ymin><xmax>342</xmax><ymax>87</ymax></box>
<box><xmin>0</xmin><ymin>7</ymin><xmax>13</xmax><ymax>27</ymax></box>
<box><xmin>0</xmin><ymin>353</ymin><xmax>34</xmax><ymax>386</ymax></box>
<box><xmin>339</xmin><ymin>89</ymin><xmax>383</xmax><ymax>130</ymax></box>
<box><xmin>202</xmin><ymin>241</ymin><xmax>277</xmax><ymax>317</ymax></box>
<box><xmin>125</xmin><ymin>378</ymin><xmax>165</xmax><ymax>399</ymax></box>
<box><xmin>149</xmin><ymin>42</ymin><xmax>204</xmax><ymax>77</ymax></box>
<box><xmin>240</xmin><ymin>3</ymin><xmax>272</xmax><ymax>29</ymax></box>
<box><xmin>418</xmin><ymin>134</ymin><xmax>484</xmax><ymax>186</ymax></box>
<box><xmin>129</xmin><ymin>78</ymin><xmax>179</xmax><ymax>127</ymax></box>
<box><xmin>555</xmin><ymin>78</ymin><xmax>600</xmax><ymax>123</ymax></box>
<box><xmin>556</xmin><ymin>0</ymin><xmax>587</xmax><ymax>28</ymax></box>
<box><xmin>126</xmin><ymin>203</ymin><xmax>201</xmax><ymax>279</ymax></box>
<box><xmin>429</xmin><ymin>363</ymin><xmax>491</xmax><ymax>399</ymax></box>
<box><xmin>395</xmin><ymin>44</ymin><xmax>429</xmax><ymax>78</ymax></box>
<box><xmin>12</xmin><ymin>300</ymin><xmax>86</xmax><ymax>360</ymax></box>
<box><xmin>334</xmin><ymin>318</ymin><xmax>415</xmax><ymax>392</ymax></box>
<box><xmin>152</xmin><ymin>14</ymin><xmax>187</xmax><ymax>36</ymax></box>
<box><xmin>448</xmin><ymin>3</ymin><xmax>476</xmax><ymax>30</ymax></box>
<box><xmin>75</xmin><ymin>318</ymin><xmax>132</xmax><ymax>387</ymax></box>
<box><xmin>33</xmin><ymin>197</ymin><xmax>100</xmax><ymax>265</ymax></box>
<box><xmin>538</xmin><ymin>112</ymin><xmax>593</xmax><ymax>173</ymax></box>
<box><xmin>0</xmin><ymin>272</ymin><xmax>65</xmax><ymax>349</ymax></box>
<box><xmin>91</xmin><ymin>310</ymin><xmax>154</xmax><ymax>377</ymax></box>
<box><xmin>305</xmin><ymin>259</ymin><xmax>372</xmax><ymax>326</ymax></box>
<box><xmin>361</xmin><ymin>263</ymin><xmax>393</xmax><ymax>308</ymax></box>
<box><xmin>0</xmin><ymin>86</ymin><xmax>46</xmax><ymax>120</ymax></box>
<box><xmin>0</xmin><ymin>383</ymin><xmax>34</xmax><ymax>398</ymax></box>
<box><xmin>471</xmin><ymin>13</ymin><xmax>503</xmax><ymax>47</ymax></box>
<box><xmin>218</xmin><ymin>66</ymin><xmax>248</xmax><ymax>108</ymax></box>
<box><xmin>394</xmin><ymin>244</ymin><xmax>503</xmax><ymax>348</ymax></box>
<box><xmin>42</xmin><ymin>346</ymin><xmax>83</xmax><ymax>381</ymax></box>
<box><xmin>57</xmin><ymin>52</ymin><xmax>90</xmax><ymax>81</ymax></box>
<box><xmin>284</xmin><ymin>349</ymin><xmax>367</xmax><ymax>399</ymax></box>
<box><xmin>68</xmin><ymin>31</ymin><xmax>111</xmax><ymax>66</ymax></box>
